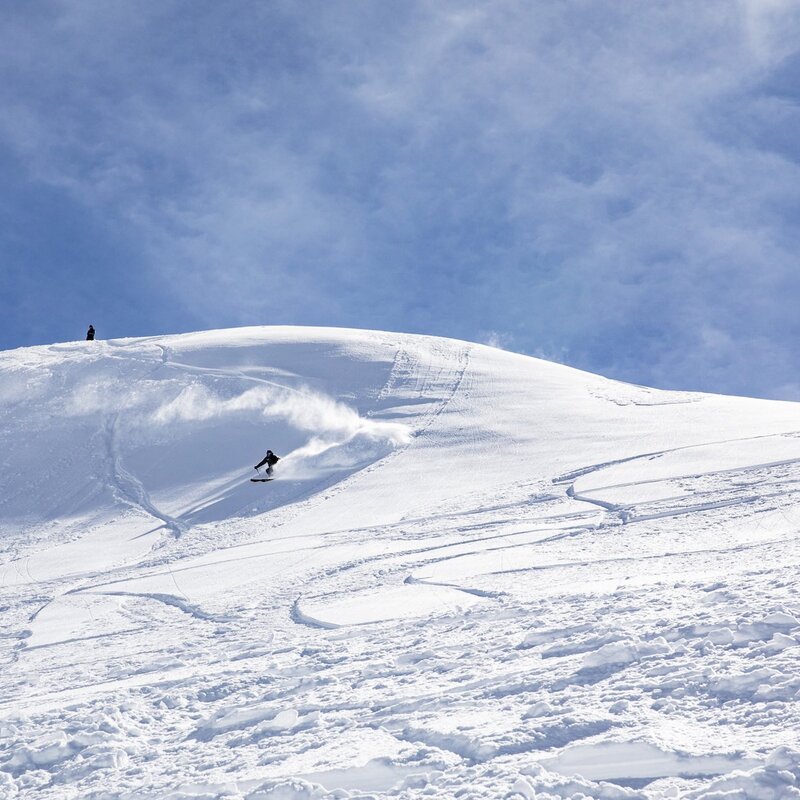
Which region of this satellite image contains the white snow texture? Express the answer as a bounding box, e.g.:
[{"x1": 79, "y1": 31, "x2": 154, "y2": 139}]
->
[{"x1": 1, "y1": 325, "x2": 799, "y2": 799}]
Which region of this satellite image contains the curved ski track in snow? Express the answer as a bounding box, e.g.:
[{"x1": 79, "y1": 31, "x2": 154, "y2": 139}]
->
[{"x1": 105, "y1": 413, "x2": 187, "y2": 539}]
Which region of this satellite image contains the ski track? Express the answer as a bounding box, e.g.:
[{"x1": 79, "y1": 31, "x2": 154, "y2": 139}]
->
[
  {"x1": 106, "y1": 413, "x2": 187, "y2": 540},
  {"x1": 1, "y1": 332, "x2": 800, "y2": 799}
]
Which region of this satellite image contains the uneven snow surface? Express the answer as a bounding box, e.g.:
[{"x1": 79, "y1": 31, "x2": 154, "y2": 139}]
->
[{"x1": 1, "y1": 326, "x2": 799, "y2": 799}]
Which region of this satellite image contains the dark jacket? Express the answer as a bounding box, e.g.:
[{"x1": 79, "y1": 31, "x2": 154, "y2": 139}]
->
[
  {"x1": 255, "y1": 451, "x2": 280, "y2": 469},
  {"x1": 86, "y1": 326, "x2": 95, "y2": 341}
]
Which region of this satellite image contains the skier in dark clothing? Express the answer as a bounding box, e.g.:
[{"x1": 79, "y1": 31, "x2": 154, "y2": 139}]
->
[
  {"x1": 254, "y1": 449, "x2": 280, "y2": 476},
  {"x1": 86, "y1": 325, "x2": 95, "y2": 341}
]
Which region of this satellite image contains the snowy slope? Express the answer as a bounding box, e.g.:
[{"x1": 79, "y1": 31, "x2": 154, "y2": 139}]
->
[{"x1": 1, "y1": 326, "x2": 799, "y2": 799}]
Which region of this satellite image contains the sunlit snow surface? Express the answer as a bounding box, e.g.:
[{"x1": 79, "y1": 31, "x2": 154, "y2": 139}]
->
[{"x1": 1, "y1": 326, "x2": 799, "y2": 799}]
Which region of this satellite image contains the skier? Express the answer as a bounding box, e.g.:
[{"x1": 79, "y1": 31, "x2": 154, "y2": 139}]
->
[
  {"x1": 86, "y1": 324, "x2": 95, "y2": 341},
  {"x1": 254, "y1": 449, "x2": 280, "y2": 477}
]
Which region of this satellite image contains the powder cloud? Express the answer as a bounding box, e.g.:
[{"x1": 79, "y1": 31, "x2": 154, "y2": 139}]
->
[{"x1": 152, "y1": 382, "x2": 411, "y2": 467}]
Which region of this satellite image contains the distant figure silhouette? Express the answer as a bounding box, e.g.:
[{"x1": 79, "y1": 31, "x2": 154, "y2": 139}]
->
[
  {"x1": 86, "y1": 325, "x2": 95, "y2": 341},
  {"x1": 254, "y1": 449, "x2": 280, "y2": 476}
]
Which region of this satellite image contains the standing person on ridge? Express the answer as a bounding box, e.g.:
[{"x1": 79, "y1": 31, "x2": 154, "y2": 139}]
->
[
  {"x1": 254, "y1": 449, "x2": 280, "y2": 477},
  {"x1": 86, "y1": 324, "x2": 95, "y2": 341}
]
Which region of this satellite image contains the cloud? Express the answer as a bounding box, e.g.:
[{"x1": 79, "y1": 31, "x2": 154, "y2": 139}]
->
[
  {"x1": 480, "y1": 330, "x2": 515, "y2": 351},
  {"x1": 67, "y1": 373, "x2": 410, "y2": 447},
  {"x1": 65, "y1": 371, "x2": 410, "y2": 474},
  {"x1": 2, "y1": 2, "x2": 800, "y2": 398},
  {"x1": 152, "y1": 382, "x2": 408, "y2": 443},
  {"x1": 152, "y1": 382, "x2": 411, "y2": 474}
]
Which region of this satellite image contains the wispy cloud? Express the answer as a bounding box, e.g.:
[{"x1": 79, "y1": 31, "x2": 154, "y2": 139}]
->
[
  {"x1": 152, "y1": 382, "x2": 409, "y2": 444},
  {"x1": 2, "y1": 2, "x2": 800, "y2": 398},
  {"x1": 66, "y1": 371, "x2": 410, "y2": 474}
]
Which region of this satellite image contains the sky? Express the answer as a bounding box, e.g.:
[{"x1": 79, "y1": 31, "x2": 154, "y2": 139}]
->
[{"x1": 1, "y1": 1, "x2": 800, "y2": 399}]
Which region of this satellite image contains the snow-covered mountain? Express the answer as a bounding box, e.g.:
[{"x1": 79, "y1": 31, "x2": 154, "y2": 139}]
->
[{"x1": 1, "y1": 326, "x2": 799, "y2": 799}]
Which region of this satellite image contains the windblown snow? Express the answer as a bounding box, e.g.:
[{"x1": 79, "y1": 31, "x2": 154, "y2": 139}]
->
[{"x1": 1, "y1": 326, "x2": 799, "y2": 799}]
